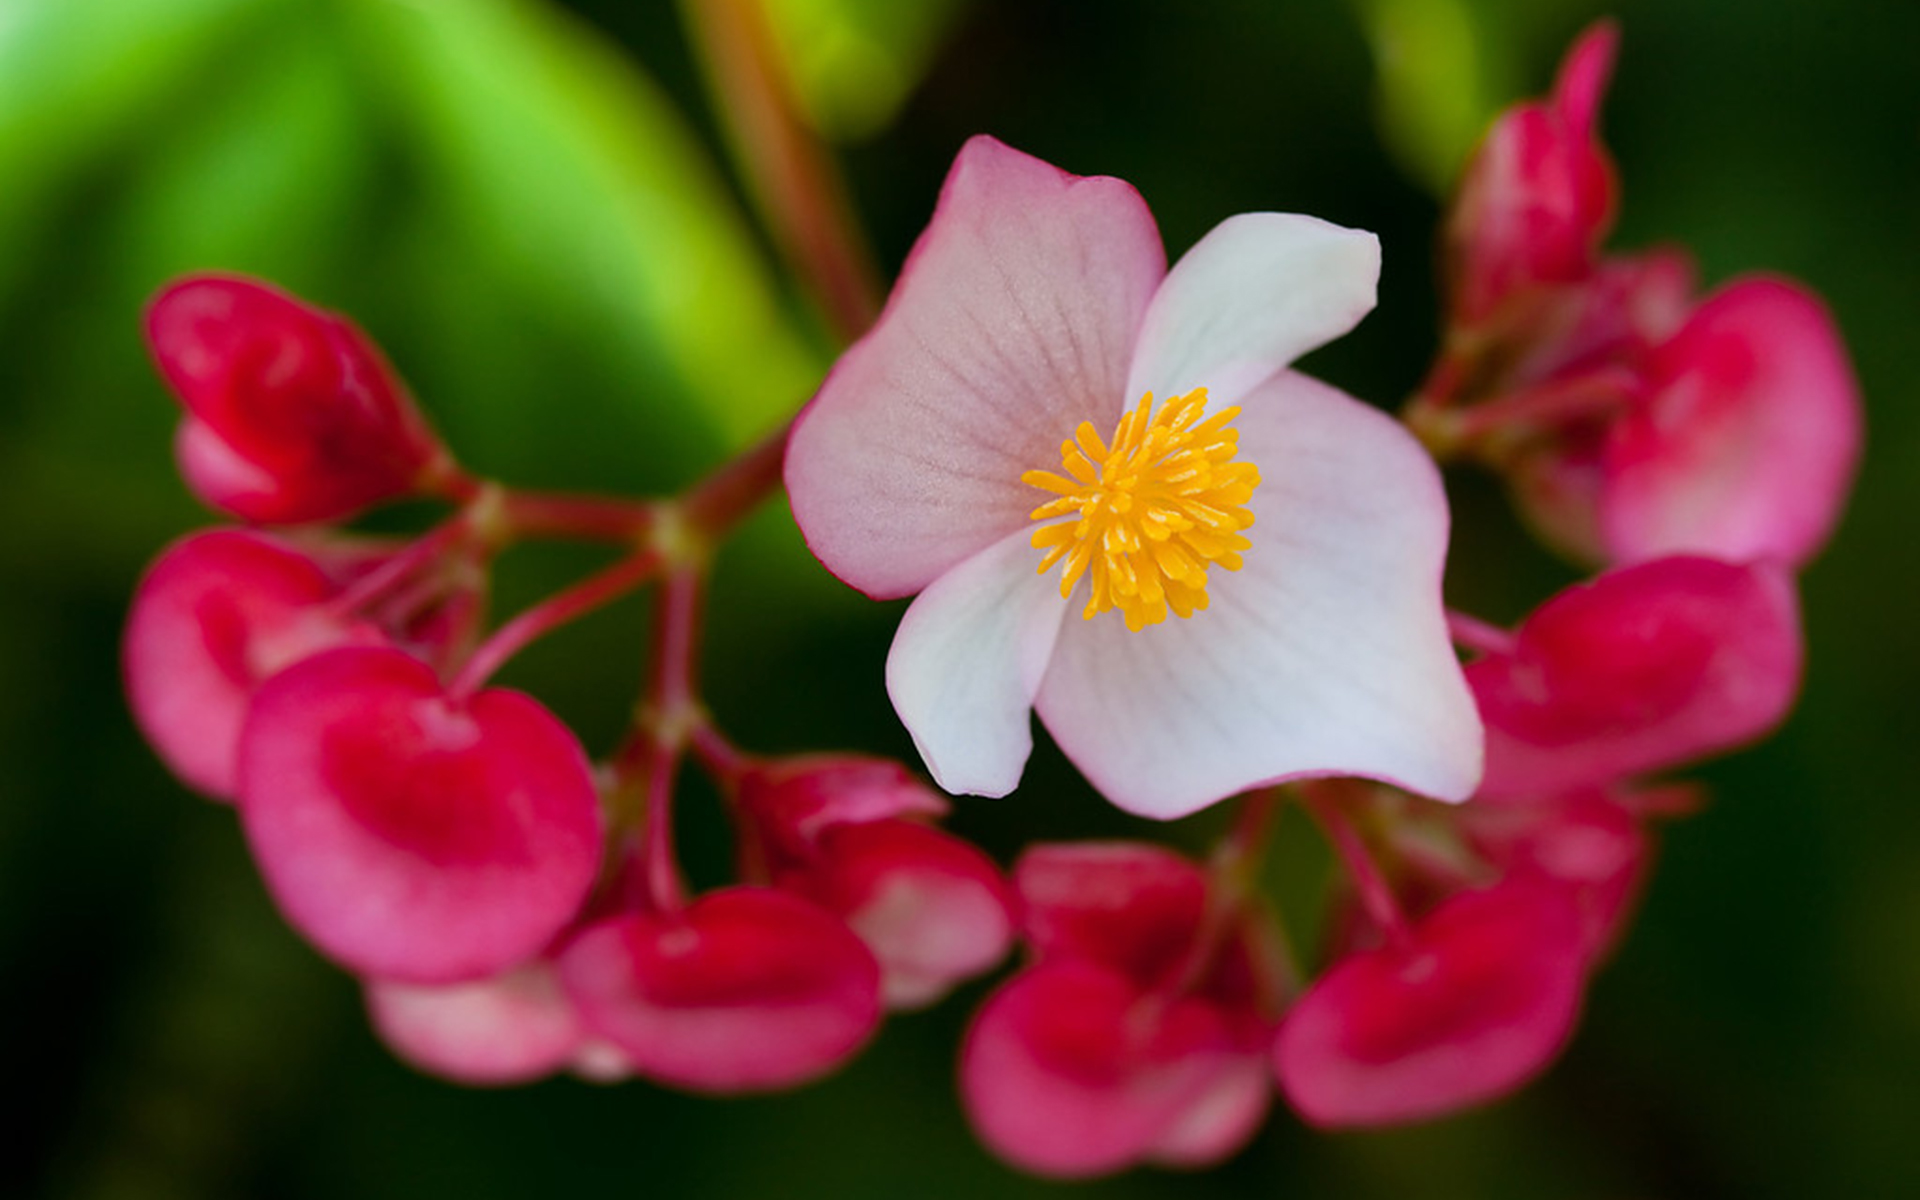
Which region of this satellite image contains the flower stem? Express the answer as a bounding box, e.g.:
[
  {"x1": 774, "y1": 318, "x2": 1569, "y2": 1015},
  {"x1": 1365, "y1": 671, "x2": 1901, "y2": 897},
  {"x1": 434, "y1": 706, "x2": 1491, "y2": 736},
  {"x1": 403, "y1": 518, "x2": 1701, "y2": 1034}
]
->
[
  {"x1": 1158, "y1": 789, "x2": 1283, "y2": 1002},
  {"x1": 681, "y1": 421, "x2": 793, "y2": 541},
  {"x1": 1448, "y1": 366, "x2": 1641, "y2": 447},
  {"x1": 1302, "y1": 781, "x2": 1413, "y2": 949},
  {"x1": 679, "y1": 0, "x2": 883, "y2": 344},
  {"x1": 631, "y1": 568, "x2": 708, "y2": 913},
  {"x1": 446, "y1": 549, "x2": 663, "y2": 699},
  {"x1": 326, "y1": 514, "x2": 475, "y2": 619},
  {"x1": 1447, "y1": 608, "x2": 1517, "y2": 657},
  {"x1": 498, "y1": 488, "x2": 659, "y2": 543}
]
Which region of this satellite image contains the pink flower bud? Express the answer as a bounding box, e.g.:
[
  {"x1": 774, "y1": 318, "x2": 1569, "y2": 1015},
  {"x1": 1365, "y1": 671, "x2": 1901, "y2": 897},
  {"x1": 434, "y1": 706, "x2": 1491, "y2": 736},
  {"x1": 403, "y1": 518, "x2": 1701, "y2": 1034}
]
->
[
  {"x1": 735, "y1": 753, "x2": 949, "y2": 863},
  {"x1": 1469, "y1": 556, "x2": 1802, "y2": 799},
  {"x1": 961, "y1": 960, "x2": 1271, "y2": 1177},
  {"x1": 238, "y1": 646, "x2": 603, "y2": 983},
  {"x1": 1446, "y1": 21, "x2": 1619, "y2": 327},
  {"x1": 1014, "y1": 841, "x2": 1210, "y2": 988},
  {"x1": 1599, "y1": 277, "x2": 1863, "y2": 567},
  {"x1": 124, "y1": 529, "x2": 388, "y2": 798},
  {"x1": 1274, "y1": 879, "x2": 1587, "y2": 1128},
  {"x1": 556, "y1": 887, "x2": 881, "y2": 1093},
  {"x1": 777, "y1": 818, "x2": 1015, "y2": 1010},
  {"x1": 365, "y1": 962, "x2": 587, "y2": 1086},
  {"x1": 147, "y1": 275, "x2": 447, "y2": 523},
  {"x1": 1460, "y1": 791, "x2": 1650, "y2": 959}
]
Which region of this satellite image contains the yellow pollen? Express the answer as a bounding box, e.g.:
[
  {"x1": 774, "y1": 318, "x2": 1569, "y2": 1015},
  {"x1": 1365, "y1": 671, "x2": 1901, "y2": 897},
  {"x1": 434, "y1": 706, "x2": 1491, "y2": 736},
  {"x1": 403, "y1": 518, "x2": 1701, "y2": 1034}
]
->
[{"x1": 1022, "y1": 387, "x2": 1259, "y2": 632}]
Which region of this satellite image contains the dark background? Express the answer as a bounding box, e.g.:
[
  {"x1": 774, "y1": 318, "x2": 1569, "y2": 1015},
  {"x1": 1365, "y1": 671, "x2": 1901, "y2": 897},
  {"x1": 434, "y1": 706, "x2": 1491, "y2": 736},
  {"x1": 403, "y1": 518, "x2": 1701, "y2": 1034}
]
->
[{"x1": 5, "y1": 0, "x2": 1915, "y2": 1197}]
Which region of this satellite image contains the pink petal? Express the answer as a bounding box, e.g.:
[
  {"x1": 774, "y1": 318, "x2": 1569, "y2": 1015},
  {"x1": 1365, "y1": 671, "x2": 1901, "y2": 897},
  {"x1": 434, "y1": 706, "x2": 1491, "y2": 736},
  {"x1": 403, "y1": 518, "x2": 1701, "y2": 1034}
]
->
[
  {"x1": 1601, "y1": 277, "x2": 1863, "y2": 567},
  {"x1": 960, "y1": 960, "x2": 1262, "y2": 1177},
  {"x1": 788, "y1": 819, "x2": 1016, "y2": 1010},
  {"x1": 1146, "y1": 1056, "x2": 1273, "y2": 1168},
  {"x1": 557, "y1": 887, "x2": 881, "y2": 1094},
  {"x1": 238, "y1": 646, "x2": 604, "y2": 983},
  {"x1": 123, "y1": 529, "x2": 387, "y2": 798},
  {"x1": 1125, "y1": 213, "x2": 1379, "y2": 408},
  {"x1": 365, "y1": 963, "x2": 583, "y2": 1086},
  {"x1": 735, "y1": 754, "x2": 949, "y2": 863},
  {"x1": 1470, "y1": 556, "x2": 1803, "y2": 799},
  {"x1": 1462, "y1": 792, "x2": 1649, "y2": 960},
  {"x1": 1274, "y1": 880, "x2": 1587, "y2": 1128},
  {"x1": 1036, "y1": 373, "x2": 1482, "y2": 819},
  {"x1": 786, "y1": 135, "x2": 1166, "y2": 598},
  {"x1": 885, "y1": 530, "x2": 1069, "y2": 798},
  {"x1": 1014, "y1": 841, "x2": 1208, "y2": 988}
]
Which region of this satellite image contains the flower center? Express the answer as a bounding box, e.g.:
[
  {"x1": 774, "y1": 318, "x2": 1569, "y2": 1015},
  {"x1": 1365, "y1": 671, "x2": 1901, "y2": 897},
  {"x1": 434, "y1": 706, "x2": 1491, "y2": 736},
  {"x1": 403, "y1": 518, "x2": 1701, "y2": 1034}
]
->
[{"x1": 1022, "y1": 388, "x2": 1259, "y2": 631}]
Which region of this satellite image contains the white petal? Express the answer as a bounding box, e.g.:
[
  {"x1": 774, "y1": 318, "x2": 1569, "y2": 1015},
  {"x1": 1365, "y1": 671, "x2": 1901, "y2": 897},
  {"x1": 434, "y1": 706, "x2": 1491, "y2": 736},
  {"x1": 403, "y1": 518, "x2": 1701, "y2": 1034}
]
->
[
  {"x1": 1125, "y1": 214, "x2": 1380, "y2": 409},
  {"x1": 887, "y1": 530, "x2": 1071, "y2": 797},
  {"x1": 788, "y1": 136, "x2": 1166, "y2": 599},
  {"x1": 1036, "y1": 373, "x2": 1481, "y2": 819}
]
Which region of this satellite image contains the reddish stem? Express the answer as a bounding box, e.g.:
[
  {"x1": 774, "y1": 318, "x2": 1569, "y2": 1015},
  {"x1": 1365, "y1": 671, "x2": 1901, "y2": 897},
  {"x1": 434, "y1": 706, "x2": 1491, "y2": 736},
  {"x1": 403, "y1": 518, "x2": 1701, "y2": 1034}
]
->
[
  {"x1": 1447, "y1": 608, "x2": 1518, "y2": 658},
  {"x1": 326, "y1": 515, "x2": 474, "y2": 619},
  {"x1": 1157, "y1": 789, "x2": 1284, "y2": 1004},
  {"x1": 680, "y1": 0, "x2": 884, "y2": 344},
  {"x1": 681, "y1": 422, "x2": 793, "y2": 539},
  {"x1": 1447, "y1": 365, "x2": 1641, "y2": 444},
  {"x1": 499, "y1": 489, "x2": 658, "y2": 543},
  {"x1": 688, "y1": 721, "x2": 754, "y2": 784},
  {"x1": 634, "y1": 569, "x2": 707, "y2": 912},
  {"x1": 1303, "y1": 782, "x2": 1413, "y2": 950},
  {"x1": 446, "y1": 550, "x2": 662, "y2": 698}
]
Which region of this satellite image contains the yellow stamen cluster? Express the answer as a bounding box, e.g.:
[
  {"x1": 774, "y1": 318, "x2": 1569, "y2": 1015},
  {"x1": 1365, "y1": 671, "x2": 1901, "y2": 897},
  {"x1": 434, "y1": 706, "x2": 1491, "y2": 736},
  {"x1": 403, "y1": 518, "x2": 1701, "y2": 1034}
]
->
[{"x1": 1023, "y1": 387, "x2": 1260, "y2": 632}]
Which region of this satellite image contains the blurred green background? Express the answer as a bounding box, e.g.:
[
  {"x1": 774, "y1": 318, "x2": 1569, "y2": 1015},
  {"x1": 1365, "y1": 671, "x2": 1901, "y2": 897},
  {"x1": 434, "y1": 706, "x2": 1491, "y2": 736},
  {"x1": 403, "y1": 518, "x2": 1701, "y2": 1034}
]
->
[{"x1": 4, "y1": 0, "x2": 1914, "y2": 1196}]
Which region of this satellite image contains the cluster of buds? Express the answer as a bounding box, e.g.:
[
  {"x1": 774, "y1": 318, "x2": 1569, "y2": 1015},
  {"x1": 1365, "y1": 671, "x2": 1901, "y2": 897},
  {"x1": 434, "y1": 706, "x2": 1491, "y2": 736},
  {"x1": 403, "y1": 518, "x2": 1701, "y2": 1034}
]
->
[
  {"x1": 1409, "y1": 21, "x2": 1860, "y2": 568},
  {"x1": 124, "y1": 276, "x2": 1017, "y2": 1092},
  {"x1": 120, "y1": 15, "x2": 1860, "y2": 1183}
]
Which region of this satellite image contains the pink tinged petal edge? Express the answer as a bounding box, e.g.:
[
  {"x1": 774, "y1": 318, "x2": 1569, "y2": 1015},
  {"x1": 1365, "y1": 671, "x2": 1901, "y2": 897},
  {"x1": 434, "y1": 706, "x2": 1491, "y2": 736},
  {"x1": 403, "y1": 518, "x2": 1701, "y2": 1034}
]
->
[
  {"x1": 1125, "y1": 213, "x2": 1380, "y2": 409},
  {"x1": 1274, "y1": 880, "x2": 1587, "y2": 1129},
  {"x1": 124, "y1": 529, "x2": 388, "y2": 799},
  {"x1": 960, "y1": 961, "x2": 1265, "y2": 1178},
  {"x1": 1471, "y1": 556, "x2": 1803, "y2": 800},
  {"x1": 366, "y1": 963, "x2": 584, "y2": 1086},
  {"x1": 786, "y1": 134, "x2": 1167, "y2": 599},
  {"x1": 886, "y1": 529, "x2": 1070, "y2": 798},
  {"x1": 238, "y1": 646, "x2": 604, "y2": 984},
  {"x1": 1036, "y1": 373, "x2": 1483, "y2": 820},
  {"x1": 1600, "y1": 277, "x2": 1863, "y2": 568},
  {"x1": 556, "y1": 887, "x2": 881, "y2": 1094}
]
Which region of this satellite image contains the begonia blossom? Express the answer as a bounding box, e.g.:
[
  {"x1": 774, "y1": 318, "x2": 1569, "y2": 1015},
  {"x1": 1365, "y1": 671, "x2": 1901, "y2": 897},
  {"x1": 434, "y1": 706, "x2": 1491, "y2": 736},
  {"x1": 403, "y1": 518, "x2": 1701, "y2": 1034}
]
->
[
  {"x1": 961, "y1": 843, "x2": 1280, "y2": 1175},
  {"x1": 787, "y1": 136, "x2": 1481, "y2": 818}
]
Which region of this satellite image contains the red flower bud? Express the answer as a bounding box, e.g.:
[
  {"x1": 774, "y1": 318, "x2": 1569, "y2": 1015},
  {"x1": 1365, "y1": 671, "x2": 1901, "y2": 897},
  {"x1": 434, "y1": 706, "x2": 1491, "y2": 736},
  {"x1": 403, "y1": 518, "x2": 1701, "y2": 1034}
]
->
[{"x1": 147, "y1": 275, "x2": 448, "y2": 523}]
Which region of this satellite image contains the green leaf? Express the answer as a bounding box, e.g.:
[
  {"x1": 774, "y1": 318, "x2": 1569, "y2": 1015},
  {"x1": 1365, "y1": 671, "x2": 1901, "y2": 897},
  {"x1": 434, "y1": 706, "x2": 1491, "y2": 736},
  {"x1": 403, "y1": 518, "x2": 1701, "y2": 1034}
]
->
[
  {"x1": 0, "y1": 0, "x2": 280, "y2": 297},
  {"x1": 110, "y1": 10, "x2": 374, "y2": 291},
  {"x1": 1351, "y1": 0, "x2": 1598, "y2": 194},
  {"x1": 342, "y1": 0, "x2": 826, "y2": 454}
]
